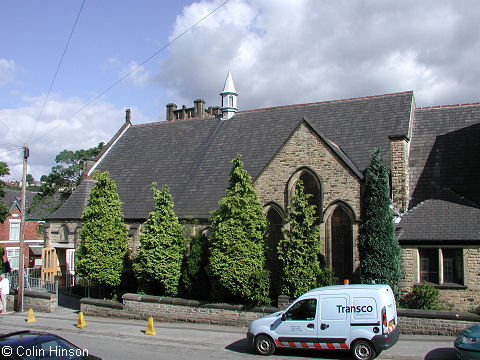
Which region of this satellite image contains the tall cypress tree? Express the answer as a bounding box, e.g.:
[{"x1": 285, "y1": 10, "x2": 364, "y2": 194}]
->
[
  {"x1": 180, "y1": 232, "x2": 210, "y2": 300},
  {"x1": 358, "y1": 148, "x2": 402, "y2": 296},
  {"x1": 278, "y1": 180, "x2": 322, "y2": 298},
  {"x1": 133, "y1": 183, "x2": 186, "y2": 296},
  {"x1": 0, "y1": 161, "x2": 10, "y2": 223},
  {"x1": 208, "y1": 155, "x2": 270, "y2": 305},
  {"x1": 75, "y1": 171, "x2": 128, "y2": 295}
]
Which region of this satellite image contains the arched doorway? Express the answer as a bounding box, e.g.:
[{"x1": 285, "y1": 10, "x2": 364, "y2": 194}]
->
[
  {"x1": 265, "y1": 205, "x2": 283, "y2": 300},
  {"x1": 331, "y1": 206, "x2": 353, "y2": 282}
]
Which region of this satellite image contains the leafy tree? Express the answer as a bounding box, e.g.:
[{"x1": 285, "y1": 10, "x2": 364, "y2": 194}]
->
[
  {"x1": 180, "y1": 232, "x2": 210, "y2": 300},
  {"x1": 133, "y1": 183, "x2": 186, "y2": 296},
  {"x1": 358, "y1": 148, "x2": 402, "y2": 296},
  {"x1": 30, "y1": 142, "x2": 104, "y2": 216},
  {"x1": 208, "y1": 155, "x2": 270, "y2": 305},
  {"x1": 0, "y1": 162, "x2": 10, "y2": 223},
  {"x1": 75, "y1": 171, "x2": 128, "y2": 296},
  {"x1": 26, "y1": 174, "x2": 34, "y2": 185},
  {"x1": 278, "y1": 180, "x2": 323, "y2": 298}
]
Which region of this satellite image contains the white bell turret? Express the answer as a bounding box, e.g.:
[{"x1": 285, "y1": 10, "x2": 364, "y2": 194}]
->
[{"x1": 220, "y1": 71, "x2": 238, "y2": 120}]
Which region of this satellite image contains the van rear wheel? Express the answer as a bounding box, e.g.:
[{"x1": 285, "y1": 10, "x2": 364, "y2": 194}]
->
[
  {"x1": 254, "y1": 334, "x2": 275, "y2": 355},
  {"x1": 351, "y1": 340, "x2": 376, "y2": 360}
]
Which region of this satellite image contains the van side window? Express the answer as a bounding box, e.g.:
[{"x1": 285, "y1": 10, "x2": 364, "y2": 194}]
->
[{"x1": 285, "y1": 298, "x2": 317, "y2": 321}]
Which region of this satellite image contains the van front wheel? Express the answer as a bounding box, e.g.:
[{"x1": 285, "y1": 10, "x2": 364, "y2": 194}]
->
[
  {"x1": 254, "y1": 334, "x2": 275, "y2": 355},
  {"x1": 351, "y1": 340, "x2": 376, "y2": 360}
]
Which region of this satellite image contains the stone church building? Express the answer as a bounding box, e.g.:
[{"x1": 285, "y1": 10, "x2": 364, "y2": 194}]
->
[{"x1": 45, "y1": 72, "x2": 480, "y2": 310}]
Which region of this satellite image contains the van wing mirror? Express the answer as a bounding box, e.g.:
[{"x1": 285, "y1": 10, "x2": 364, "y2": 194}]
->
[{"x1": 281, "y1": 313, "x2": 286, "y2": 321}]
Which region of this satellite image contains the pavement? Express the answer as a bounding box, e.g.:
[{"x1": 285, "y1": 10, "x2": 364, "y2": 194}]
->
[{"x1": 0, "y1": 304, "x2": 459, "y2": 360}]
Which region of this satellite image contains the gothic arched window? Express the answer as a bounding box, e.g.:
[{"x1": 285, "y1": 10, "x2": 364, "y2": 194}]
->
[
  {"x1": 298, "y1": 171, "x2": 322, "y2": 224},
  {"x1": 265, "y1": 205, "x2": 284, "y2": 300},
  {"x1": 330, "y1": 206, "x2": 353, "y2": 282}
]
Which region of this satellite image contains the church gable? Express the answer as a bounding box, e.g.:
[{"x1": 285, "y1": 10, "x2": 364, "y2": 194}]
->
[
  {"x1": 254, "y1": 120, "x2": 363, "y2": 282},
  {"x1": 254, "y1": 120, "x2": 362, "y2": 219}
]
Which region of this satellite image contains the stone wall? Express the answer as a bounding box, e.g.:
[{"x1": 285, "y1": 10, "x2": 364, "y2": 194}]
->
[
  {"x1": 389, "y1": 136, "x2": 410, "y2": 213},
  {"x1": 7, "y1": 291, "x2": 57, "y2": 313},
  {"x1": 399, "y1": 246, "x2": 480, "y2": 312},
  {"x1": 399, "y1": 248, "x2": 416, "y2": 285},
  {"x1": 81, "y1": 294, "x2": 278, "y2": 327},
  {"x1": 45, "y1": 220, "x2": 80, "y2": 248},
  {"x1": 398, "y1": 309, "x2": 480, "y2": 336},
  {"x1": 79, "y1": 293, "x2": 480, "y2": 336}
]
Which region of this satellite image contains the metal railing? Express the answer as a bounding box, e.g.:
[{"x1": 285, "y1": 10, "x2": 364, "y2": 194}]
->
[
  {"x1": 6, "y1": 269, "x2": 99, "y2": 301},
  {"x1": 58, "y1": 272, "x2": 98, "y2": 298},
  {"x1": 7, "y1": 270, "x2": 58, "y2": 299}
]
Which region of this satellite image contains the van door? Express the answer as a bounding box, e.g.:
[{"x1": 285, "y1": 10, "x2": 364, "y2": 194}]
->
[
  {"x1": 274, "y1": 297, "x2": 318, "y2": 348},
  {"x1": 318, "y1": 295, "x2": 350, "y2": 349}
]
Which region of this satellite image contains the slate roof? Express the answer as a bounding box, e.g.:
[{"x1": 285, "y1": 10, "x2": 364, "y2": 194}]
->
[
  {"x1": 409, "y1": 103, "x2": 480, "y2": 208},
  {"x1": 2, "y1": 189, "x2": 35, "y2": 208},
  {"x1": 397, "y1": 191, "x2": 480, "y2": 244},
  {"x1": 397, "y1": 103, "x2": 480, "y2": 243},
  {"x1": 49, "y1": 91, "x2": 414, "y2": 220},
  {"x1": 47, "y1": 180, "x2": 96, "y2": 220},
  {"x1": 1, "y1": 189, "x2": 40, "y2": 219}
]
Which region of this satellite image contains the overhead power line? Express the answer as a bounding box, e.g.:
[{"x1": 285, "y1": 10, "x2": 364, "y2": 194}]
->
[
  {"x1": 2, "y1": 147, "x2": 23, "y2": 154},
  {"x1": 30, "y1": 0, "x2": 232, "y2": 146},
  {"x1": 0, "y1": 117, "x2": 22, "y2": 146},
  {"x1": 0, "y1": 139, "x2": 21, "y2": 148},
  {"x1": 27, "y1": 0, "x2": 86, "y2": 144}
]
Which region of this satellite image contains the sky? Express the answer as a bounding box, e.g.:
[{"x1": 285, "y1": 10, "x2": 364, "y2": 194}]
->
[{"x1": 1, "y1": 0, "x2": 479, "y2": 181}]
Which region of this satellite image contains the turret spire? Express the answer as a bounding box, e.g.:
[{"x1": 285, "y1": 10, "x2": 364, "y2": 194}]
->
[{"x1": 220, "y1": 70, "x2": 238, "y2": 120}]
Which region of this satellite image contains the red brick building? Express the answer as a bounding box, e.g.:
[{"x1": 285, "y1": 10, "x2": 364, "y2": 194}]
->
[{"x1": 0, "y1": 189, "x2": 44, "y2": 270}]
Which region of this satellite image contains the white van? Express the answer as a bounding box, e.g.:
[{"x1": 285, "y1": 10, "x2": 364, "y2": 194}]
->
[{"x1": 248, "y1": 284, "x2": 398, "y2": 360}]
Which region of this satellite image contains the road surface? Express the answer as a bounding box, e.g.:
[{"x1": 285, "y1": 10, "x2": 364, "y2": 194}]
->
[{"x1": 0, "y1": 308, "x2": 458, "y2": 360}]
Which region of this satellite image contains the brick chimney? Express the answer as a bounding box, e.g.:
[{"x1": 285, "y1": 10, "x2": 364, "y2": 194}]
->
[
  {"x1": 125, "y1": 108, "x2": 131, "y2": 123},
  {"x1": 389, "y1": 135, "x2": 410, "y2": 213},
  {"x1": 194, "y1": 99, "x2": 206, "y2": 117},
  {"x1": 166, "y1": 103, "x2": 178, "y2": 121}
]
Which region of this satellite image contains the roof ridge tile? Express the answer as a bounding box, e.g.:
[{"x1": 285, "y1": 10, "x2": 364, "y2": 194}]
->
[
  {"x1": 416, "y1": 102, "x2": 480, "y2": 110},
  {"x1": 238, "y1": 90, "x2": 413, "y2": 114}
]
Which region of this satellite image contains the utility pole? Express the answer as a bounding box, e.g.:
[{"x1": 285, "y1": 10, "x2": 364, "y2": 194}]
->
[{"x1": 17, "y1": 144, "x2": 29, "y2": 312}]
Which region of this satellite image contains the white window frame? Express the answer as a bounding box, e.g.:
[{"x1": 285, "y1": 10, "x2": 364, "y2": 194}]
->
[
  {"x1": 6, "y1": 247, "x2": 20, "y2": 271},
  {"x1": 66, "y1": 249, "x2": 75, "y2": 275},
  {"x1": 9, "y1": 219, "x2": 21, "y2": 241}
]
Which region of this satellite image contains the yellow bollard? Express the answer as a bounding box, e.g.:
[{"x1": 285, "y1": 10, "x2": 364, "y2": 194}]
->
[
  {"x1": 145, "y1": 317, "x2": 156, "y2": 335},
  {"x1": 26, "y1": 308, "x2": 37, "y2": 323},
  {"x1": 76, "y1": 312, "x2": 87, "y2": 328}
]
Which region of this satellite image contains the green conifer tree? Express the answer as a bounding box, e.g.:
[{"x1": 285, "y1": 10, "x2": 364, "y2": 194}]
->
[
  {"x1": 180, "y1": 232, "x2": 210, "y2": 300},
  {"x1": 0, "y1": 161, "x2": 10, "y2": 223},
  {"x1": 358, "y1": 148, "x2": 402, "y2": 296},
  {"x1": 133, "y1": 183, "x2": 186, "y2": 296},
  {"x1": 75, "y1": 171, "x2": 128, "y2": 295},
  {"x1": 208, "y1": 155, "x2": 270, "y2": 305},
  {"x1": 278, "y1": 180, "x2": 322, "y2": 298}
]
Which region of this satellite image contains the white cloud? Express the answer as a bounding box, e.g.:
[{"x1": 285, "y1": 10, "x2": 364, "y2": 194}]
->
[
  {"x1": 0, "y1": 94, "x2": 125, "y2": 180},
  {"x1": 104, "y1": 57, "x2": 152, "y2": 88},
  {"x1": 154, "y1": 0, "x2": 480, "y2": 109},
  {"x1": 0, "y1": 59, "x2": 16, "y2": 86},
  {"x1": 122, "y1": 61, "x2": 151, "y2": 88}
]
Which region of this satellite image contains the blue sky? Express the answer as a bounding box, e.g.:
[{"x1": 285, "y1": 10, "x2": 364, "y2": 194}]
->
[{"x1": 1, "y1": 0, "x2": 480, "y2": 180}]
